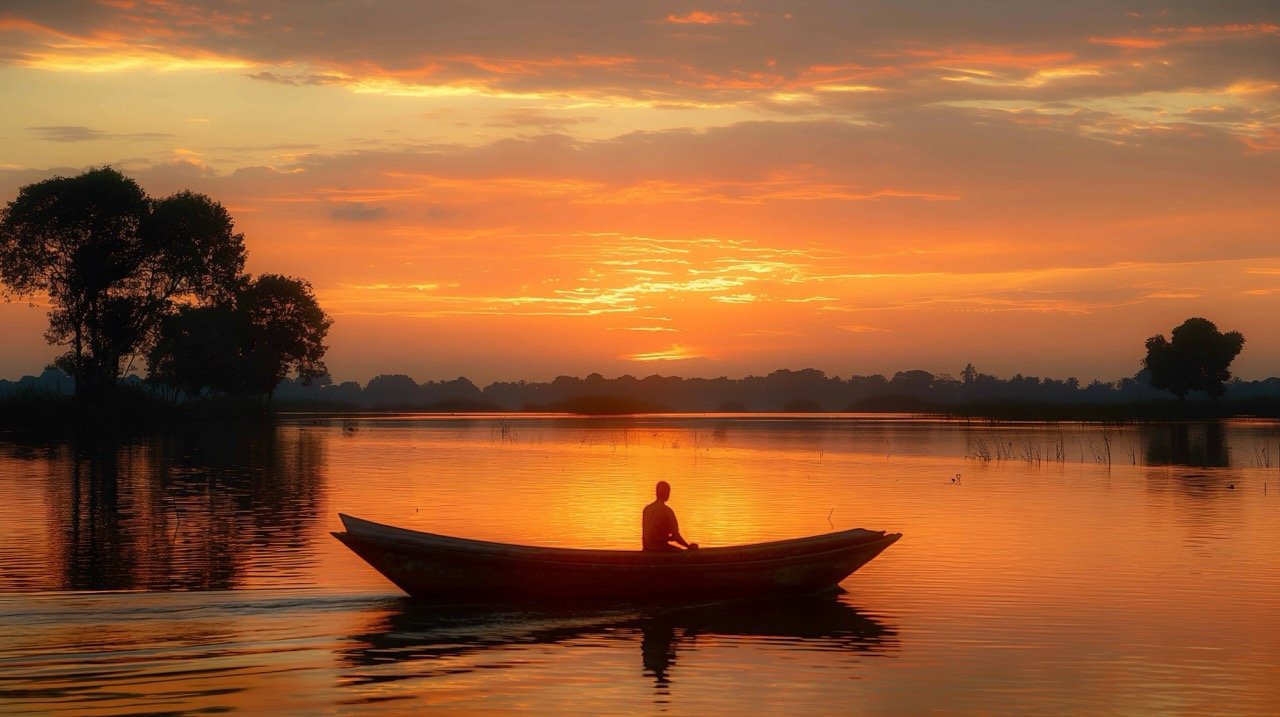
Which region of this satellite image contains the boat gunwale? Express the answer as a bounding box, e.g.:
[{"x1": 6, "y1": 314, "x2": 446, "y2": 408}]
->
[
  {"x1": 335, "y1": 529, "x2": 902, "y2": 573},
  {"x1": 337, "y1": 513, "x2": 902, "y2": 567}
]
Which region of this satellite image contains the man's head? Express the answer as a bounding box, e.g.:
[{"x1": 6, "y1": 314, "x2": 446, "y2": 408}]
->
[{"x1": 655, "y1": 480, "x2": 671, "y2": 502}]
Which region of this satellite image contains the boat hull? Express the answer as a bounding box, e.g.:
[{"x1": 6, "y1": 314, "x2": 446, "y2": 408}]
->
[{"x1": 334, "y1": 514, "x2": 901, "y2": 602}]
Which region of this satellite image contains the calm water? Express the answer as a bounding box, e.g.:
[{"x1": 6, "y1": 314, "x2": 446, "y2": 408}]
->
[{"x1": 1, "y1": 415, "x2": 1278, "y2": 715}]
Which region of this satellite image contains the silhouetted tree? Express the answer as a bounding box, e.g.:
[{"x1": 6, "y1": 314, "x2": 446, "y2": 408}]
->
[
  {"x1": 421, "y1": 377, "x2": 483, "y2": 404},
  {"x1": 236, "y1": 274, "x2": 331, "y2": 396},
  {"x1": 1143, "y1": 317, "x2": 1245, "y2": 400},
  {"x1": 0, "y1": 168, "x2": 245, "y2": 398},
  {"x1": 363, "y1": 374, "x2": 427, "y2": 408},
  {"x1": 890, "y1": 370, "x2": 935, "y2": 399},
  {"x1": 147, "y1": 274, "x2": 330, "y2": 399},
  {"x1": 147, "y1": 304, "x2": 246, "y2": 398}
]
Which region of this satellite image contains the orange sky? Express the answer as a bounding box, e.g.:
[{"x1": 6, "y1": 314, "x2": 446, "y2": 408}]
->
[{"x1": 1, "y1": 1, "x2": 1278, "y2": 385}]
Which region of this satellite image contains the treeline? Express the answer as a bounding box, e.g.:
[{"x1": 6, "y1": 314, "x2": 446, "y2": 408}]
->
[
  {"x1": 263, "y1": 365, "x2": 1280, "y2": 414},
  {"x1": 7, "y1": 365, "x2": 1280, "y2": 419}
]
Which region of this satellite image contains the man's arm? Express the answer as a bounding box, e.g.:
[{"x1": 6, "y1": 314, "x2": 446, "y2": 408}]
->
[{"x1": 668, "y1": 510, "x2": 696, "y2": 549}]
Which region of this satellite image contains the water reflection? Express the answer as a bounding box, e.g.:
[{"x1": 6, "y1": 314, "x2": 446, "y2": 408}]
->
[
  {"x1": 637, "y1": 595, "x2": 895, "y2": 693},
  {"x1": 13, "y1": 426, "x2": 328, "y2": 590},
  {"x1": 1143, "y1": 422, "x2": 1230, "y2": 467},
  {"x1": 339, "y1": 593, "x2": 896, "y2": 702},
  {"x1": 3, "y1": 416, "x2": 1279, "y2": 715}
]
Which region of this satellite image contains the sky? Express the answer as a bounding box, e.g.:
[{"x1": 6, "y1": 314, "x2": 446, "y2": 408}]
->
[{"x1": 1, "y1": 1, "x2": 1278, "y2": 386}]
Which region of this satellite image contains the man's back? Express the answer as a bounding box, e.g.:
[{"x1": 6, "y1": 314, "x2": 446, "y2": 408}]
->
[{"x1": 642, "y1": 499, "x2": 679, "y2": 551}]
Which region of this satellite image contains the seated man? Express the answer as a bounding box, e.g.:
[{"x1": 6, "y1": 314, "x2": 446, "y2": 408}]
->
[{"x1": 642, "y1": 480, "x2": 698, "y2": 551}]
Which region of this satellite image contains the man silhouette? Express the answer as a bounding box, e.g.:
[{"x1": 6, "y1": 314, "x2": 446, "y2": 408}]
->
[{"x1": 642, "y1": 481, "x2": 698, "y2": 551}]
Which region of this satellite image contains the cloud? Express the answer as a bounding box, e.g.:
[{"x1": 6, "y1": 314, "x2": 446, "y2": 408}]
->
[
  {"x1": 329, "y1": 202, "x2": 386, "y2": 222},
  {"x1": 484, "y1": 108, "x2": 599, "y2": 129},
  {"x1": 245, "y1": 70, "x2": 348, "y2": 86},
  {"x1": 710, "y1": 293, "x2": 757, "y2": 304},
  {"x1": 664, "y1": 11, "x2": 756, "y2": 26},
  {"x1": 27, "y1": 125, "x2": 174, "y2": 142},
  {"x1": 107, "y1": 107, "x2": 1274, "y2": 295},
  {"x1": 3, "y1": 1, "x2": 1275, "y2": 124},
  {"x1": 625, "y1": 345, "x2": 706, "y2": 362},
  {"x1": 4, "y1": 4, "x2": 1277, "y2": 169}
]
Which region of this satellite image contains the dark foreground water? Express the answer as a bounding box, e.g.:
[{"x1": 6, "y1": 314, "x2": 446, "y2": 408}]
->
[{"x1": 1, "y1": 415, "x2": 1278, "y2": 715}]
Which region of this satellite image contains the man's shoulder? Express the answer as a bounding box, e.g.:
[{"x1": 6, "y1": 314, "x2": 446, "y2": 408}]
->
[{"x1": 642, "y1": 500, "x2": 673, "y2": 518}]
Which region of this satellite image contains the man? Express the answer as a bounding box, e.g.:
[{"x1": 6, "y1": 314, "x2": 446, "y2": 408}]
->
[{"x1": 642, "y1": 480, "x2": 698, "y2": 551}]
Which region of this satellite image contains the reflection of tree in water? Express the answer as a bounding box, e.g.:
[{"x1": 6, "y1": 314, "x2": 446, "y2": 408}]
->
[
  {"x1": 338, "y1": 594, "x2": 897, "y2": 703},
  {"x1": 44, "y1": 426, "x2": 327, "y2": 590},
  {"x1": 1143, "y1": 422, "x2": 1229, "y2": 468}
]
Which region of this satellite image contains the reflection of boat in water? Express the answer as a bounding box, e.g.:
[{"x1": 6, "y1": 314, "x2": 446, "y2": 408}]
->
[
  {"x1": 339, "y1": 593, "x2": 898, "y2": 691},
  {"x1": 637, "y1": 595, "x2": 896, "y2": 687},
  {"x1": 333, "y1": 514, "x2": 901, "y2": 602}
]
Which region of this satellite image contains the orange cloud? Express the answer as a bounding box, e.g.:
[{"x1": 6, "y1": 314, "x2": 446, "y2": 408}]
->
[
  {"x1": 1088, "y1": 36, "x2": 1167, "y2": 49},
  {"x1": 1155, "y1": 23, "x2": 1280, "y2": 37},
  {"x1": 1241, "y1": 129, "x2": 1280, "y2": 153},
  {"x1": 665, "y1": 11, "x2": 753, "y2": 26},
  {"x1": 1091, "y1": 23, "x2": 1279, "y2": 51},
  {"x1": 890, "y1": 44, "x2": 1079, "y2": 70}
]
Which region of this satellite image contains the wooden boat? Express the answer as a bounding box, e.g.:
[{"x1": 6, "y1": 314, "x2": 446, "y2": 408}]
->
[{"x1": 333, "y1": 514, "x2": 901, "y2": 602}]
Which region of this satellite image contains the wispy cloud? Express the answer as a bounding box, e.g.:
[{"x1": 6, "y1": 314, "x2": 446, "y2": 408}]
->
[
  {"x1": 27, "y1": 125, "x2": 173, "y2": 142},
  {"x1": 625, "y1": 345, "x2": 706, "y2": 362},
  {"x1": 664, "y1": 11, "x2": 756, "y2": 26},
  {"x1": 329, "y1": 202, "x2": 386, "y2": 222}
]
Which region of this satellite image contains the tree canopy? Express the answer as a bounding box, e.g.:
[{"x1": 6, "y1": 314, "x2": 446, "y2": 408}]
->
[
  {"x1": 1143, "y1": 317, "x2": 1245, "y2": 400},
  {"x1": 147, "y1": 274, "x2": 331, "y2": 400},
  {"x1": 0, "y1": 167, "x2": 246, "y2": 398}
]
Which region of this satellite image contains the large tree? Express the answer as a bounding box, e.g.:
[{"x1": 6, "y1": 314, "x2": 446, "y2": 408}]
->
[
  {"x1": 0, "y1": 168, "x2": 245, "y2": 398},
  {"x1": 236, "y1": 274, "x2": 331, "y2": 396},
  {"x1": 147, "y1": 274, "x2": 331, "y2": 399},
  {"x1": 1143, "y1": 317, "x2": 1245, "y2": 400}
]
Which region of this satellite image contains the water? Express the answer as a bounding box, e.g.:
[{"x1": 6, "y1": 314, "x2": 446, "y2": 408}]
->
[{"x1": 1, "y1": 415, "x2": 1278, "y2": 715}]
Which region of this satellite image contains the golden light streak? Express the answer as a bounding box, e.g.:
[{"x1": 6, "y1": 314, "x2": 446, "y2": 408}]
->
[
  {"x1": 583, "y1": 180, "x2": 959, "y2": 205},
  {"x1": 1089, "y1": 36, "x2": 1167, "y2": 49},
  {"x1": 816, "y1": 84, "x2": 886, "y2": 93},
  {"x1": 626, "y1": 345, "x2": 705, "y2": 362},
  {"x1": 894, "y1": 45, "x2": 1078, "y2": 69},
  {"x1": 1225, "y1": 80, "x2": 1280, "y2": 96},
  {"x1": 346, "y1": 77, "x2": 548, "y2": 101},
  {"x1": 664, "y1": 11, "x2": 753, "y2": 26},
  {"x1": 1154, "y1": 23, "x2": 1280, "y2": 37},
  {"x1": 25, "y1": 51, "x2": 253, "y2": 73}
]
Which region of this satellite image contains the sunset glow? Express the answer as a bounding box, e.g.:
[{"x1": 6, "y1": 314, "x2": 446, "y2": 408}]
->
[{"x1": 2, "y1": 1, "x2": 1278, "y2": 385}]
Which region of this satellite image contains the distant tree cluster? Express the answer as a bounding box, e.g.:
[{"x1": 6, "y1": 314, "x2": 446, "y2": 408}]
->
[
  {"x1": 265, "y1": 364, "x2": 1278, "y2": 415},
  {"x1": 0, "y1": 168, "x2": 330, "y2": 402}
]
